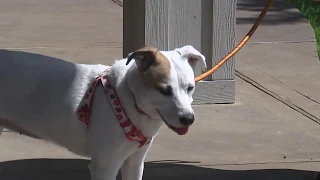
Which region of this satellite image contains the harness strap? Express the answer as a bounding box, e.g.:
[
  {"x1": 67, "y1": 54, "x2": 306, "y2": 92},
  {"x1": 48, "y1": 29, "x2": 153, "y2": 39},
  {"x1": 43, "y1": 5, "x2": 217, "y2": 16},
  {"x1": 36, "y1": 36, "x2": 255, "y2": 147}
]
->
[{"x1": 77, "y1": 69, "x2": 151, "y2": 147}]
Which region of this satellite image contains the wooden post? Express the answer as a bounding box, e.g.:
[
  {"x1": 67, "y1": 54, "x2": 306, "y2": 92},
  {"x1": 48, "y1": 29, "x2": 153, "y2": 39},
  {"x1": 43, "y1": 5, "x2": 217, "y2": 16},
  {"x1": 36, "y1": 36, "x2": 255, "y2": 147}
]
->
[
  {"x1": 123, "y1": 0, "x2": 236, "y2": 104},
  {"x1": 196, "y1": 0, "x2": 236, "y2": 104},
  {"x1": 123, "y1": 0, "x2": 169, "y2": 56}
]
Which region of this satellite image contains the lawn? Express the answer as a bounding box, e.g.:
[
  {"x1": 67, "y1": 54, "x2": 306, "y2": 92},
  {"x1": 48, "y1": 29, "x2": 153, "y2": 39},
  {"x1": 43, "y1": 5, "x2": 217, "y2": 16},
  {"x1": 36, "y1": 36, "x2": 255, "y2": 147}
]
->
[{"x1": 287, "y1": 0, "x2": 320, "y2": 59}]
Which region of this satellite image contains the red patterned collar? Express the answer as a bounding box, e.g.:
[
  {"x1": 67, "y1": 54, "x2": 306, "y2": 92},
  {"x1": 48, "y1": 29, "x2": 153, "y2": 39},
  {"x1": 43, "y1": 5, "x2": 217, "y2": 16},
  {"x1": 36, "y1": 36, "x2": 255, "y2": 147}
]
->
[{"x1": 77, "y1": 69, "x2": 151, "y2": 147}]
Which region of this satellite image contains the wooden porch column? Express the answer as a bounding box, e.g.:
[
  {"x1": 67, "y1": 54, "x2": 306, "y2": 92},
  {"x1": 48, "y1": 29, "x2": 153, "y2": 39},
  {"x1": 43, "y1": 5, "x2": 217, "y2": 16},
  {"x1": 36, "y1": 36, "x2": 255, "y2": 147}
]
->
[{"x1": 123, "y1": 0, "x2": 236, "y2": 104}]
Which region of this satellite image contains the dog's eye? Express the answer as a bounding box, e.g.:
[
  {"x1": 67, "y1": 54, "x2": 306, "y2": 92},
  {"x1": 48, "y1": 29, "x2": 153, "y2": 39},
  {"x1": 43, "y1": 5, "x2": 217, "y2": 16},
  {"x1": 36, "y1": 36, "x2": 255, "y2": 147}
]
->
[
  {"x1": 158, "y1": 85, "x2": 173, "y2": 96},
  {"x1": 187, "y1": 86, "x2": 194, "y2": 92}
]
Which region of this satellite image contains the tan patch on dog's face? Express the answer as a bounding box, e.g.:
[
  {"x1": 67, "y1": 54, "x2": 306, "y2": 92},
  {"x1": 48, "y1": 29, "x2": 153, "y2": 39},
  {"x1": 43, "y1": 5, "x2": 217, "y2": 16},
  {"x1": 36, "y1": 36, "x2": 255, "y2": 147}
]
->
[{"x1": 135, "y1": 46, "x2": 171, "y2": 89}]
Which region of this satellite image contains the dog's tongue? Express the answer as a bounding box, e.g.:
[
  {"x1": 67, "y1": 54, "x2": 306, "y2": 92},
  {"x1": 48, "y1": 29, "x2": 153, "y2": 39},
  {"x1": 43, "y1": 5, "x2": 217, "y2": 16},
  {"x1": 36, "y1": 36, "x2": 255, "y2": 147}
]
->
[
  {"x1": 172, "y1": 126, "x2": 189, "y2": 135},
  {"x1": 163, "y1": 120, "x2": 189, "y2": 135}
]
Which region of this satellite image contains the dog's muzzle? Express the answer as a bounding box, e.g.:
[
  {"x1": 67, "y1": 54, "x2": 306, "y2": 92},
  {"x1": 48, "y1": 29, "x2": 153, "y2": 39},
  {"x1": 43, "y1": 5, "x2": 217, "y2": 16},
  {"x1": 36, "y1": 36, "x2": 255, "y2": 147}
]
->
[{"x1": 156, "y1": 109, "x2": 190, "y2": 135}]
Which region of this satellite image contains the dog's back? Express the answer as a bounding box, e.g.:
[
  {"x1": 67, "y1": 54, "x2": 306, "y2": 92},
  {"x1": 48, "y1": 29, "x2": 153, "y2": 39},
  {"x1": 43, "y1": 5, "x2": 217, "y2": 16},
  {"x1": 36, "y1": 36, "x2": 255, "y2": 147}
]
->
[
  {"x1": 0, "y1": 50, "x2": 103, "y2": 156},
  {"x1": 0, "y1": 50, "x2": 78, "y2": 122}
]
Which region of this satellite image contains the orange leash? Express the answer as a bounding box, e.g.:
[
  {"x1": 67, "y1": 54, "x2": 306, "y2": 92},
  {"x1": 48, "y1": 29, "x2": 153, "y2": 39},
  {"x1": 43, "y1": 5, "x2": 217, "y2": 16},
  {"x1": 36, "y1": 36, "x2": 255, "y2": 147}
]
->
[{"x1": 195, "y1": 0, "x2": 274, "y2": 82}]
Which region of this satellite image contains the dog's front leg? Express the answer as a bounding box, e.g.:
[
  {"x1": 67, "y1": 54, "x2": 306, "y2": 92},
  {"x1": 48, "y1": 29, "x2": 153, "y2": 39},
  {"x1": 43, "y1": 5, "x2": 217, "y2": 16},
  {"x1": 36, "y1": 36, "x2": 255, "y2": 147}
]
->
[
  {"x1": 89, "y1": 161, "x2": 121, "y2": 180},
  {"x1": 89, "y1": 152, "x2": 124, "y2": 180},
  {"x1": 121, "y1": 143, "x2": 151, "y2": 180}
]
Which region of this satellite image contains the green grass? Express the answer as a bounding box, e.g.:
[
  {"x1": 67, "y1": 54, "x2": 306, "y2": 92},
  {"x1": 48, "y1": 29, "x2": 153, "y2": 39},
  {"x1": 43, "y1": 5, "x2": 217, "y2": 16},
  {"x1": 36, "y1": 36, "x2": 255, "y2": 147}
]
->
[{"x1": 287, "y1": 0, "x2": 320, "y2": 59}]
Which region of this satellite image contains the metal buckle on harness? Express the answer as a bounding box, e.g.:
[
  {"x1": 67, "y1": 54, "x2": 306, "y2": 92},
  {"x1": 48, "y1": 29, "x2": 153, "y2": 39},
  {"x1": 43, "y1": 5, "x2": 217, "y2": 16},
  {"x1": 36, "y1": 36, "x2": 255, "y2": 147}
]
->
[
  {"x1": 126, "y1": 126, "x2": 140, "y2": 141},
  {"x1": 77, "y1": 105, "x2": 91, "y2": 126},
  {"x1": 126, "y1": 127, "x2": 151, "y2": 147}
]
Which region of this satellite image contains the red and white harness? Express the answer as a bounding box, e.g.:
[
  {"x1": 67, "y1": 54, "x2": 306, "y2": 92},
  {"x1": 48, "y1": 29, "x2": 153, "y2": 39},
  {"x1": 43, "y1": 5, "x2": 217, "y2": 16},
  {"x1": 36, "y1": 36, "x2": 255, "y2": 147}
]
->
[{"x1": 77, "y1": 69, "x2": 150, "y2": 147}]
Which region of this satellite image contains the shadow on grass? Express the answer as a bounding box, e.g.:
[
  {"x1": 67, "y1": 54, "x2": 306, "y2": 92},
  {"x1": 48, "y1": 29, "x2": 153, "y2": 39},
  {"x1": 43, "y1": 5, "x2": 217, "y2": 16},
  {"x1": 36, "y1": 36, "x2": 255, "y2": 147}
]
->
[{"x1": 0, "y1": 158, "x2": 319, "y2": 180}]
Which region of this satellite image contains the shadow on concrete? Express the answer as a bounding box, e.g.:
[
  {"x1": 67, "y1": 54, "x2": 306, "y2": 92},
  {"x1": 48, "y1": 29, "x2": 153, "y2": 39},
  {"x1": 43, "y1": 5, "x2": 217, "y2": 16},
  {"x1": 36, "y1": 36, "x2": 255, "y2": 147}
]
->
[
  {"x1": 237, "y1": 0, "x2": 307, "y2": 25},
  {"x1": 0, "y1": 158, "x2": 319, "y2": 180}
]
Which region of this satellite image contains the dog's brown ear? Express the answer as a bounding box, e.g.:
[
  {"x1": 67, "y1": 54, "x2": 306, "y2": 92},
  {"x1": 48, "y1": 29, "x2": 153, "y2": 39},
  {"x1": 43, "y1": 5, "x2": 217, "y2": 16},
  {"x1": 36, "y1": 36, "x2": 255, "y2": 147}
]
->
[{"x1": 126, "y1": 46, "x2": 158, "y2": 73}]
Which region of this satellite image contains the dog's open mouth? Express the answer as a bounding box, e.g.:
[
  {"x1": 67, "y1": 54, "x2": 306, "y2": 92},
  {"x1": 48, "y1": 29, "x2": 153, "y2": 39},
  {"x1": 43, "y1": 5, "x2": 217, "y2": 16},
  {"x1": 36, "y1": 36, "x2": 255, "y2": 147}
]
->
[{"x1": 156, "y1": 109, "x2": 189, "y2": 135}]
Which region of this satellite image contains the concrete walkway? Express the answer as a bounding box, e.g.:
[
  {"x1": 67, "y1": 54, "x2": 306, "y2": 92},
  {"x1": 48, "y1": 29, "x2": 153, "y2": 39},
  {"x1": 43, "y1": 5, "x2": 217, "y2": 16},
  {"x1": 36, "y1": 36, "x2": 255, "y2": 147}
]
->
[{"x1": 1, "y1": 0, "x2": 320, "y2": 179}]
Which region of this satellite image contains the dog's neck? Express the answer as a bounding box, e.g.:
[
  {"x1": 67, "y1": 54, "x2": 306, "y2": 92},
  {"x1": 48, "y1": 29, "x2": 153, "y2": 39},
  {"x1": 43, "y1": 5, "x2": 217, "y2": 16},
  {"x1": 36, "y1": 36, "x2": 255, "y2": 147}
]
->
[{"x1": 107, "y1": 60, "x2": 163, "y2": 138}]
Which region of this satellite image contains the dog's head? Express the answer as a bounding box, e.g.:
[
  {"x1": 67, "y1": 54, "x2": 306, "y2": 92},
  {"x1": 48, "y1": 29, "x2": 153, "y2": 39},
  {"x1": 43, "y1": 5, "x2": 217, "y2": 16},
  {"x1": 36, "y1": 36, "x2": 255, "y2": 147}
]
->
[{"x1": 126, "y1": 45, "x2": 206, "y2": 135}]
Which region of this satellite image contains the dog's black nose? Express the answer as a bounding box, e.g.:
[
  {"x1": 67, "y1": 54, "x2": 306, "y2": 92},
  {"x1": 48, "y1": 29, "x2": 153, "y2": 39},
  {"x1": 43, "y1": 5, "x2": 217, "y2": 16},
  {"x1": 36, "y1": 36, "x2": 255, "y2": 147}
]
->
[{"x1": 180, "y1": 113, "x2": 195, "y2": 126}]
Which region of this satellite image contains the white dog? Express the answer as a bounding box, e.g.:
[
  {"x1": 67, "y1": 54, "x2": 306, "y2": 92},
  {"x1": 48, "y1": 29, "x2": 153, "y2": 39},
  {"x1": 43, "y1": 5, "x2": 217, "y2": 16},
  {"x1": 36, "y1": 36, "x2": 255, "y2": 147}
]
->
[{"x1": 0, "y1": 45, "x2": 206, "y2": 180}]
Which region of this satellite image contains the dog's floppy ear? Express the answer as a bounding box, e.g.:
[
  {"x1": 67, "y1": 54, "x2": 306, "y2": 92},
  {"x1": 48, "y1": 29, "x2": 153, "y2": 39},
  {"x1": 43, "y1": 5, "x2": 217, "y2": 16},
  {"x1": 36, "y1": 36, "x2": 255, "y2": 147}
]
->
[
  {"x1": 126, "y1": 46, "x2": 158, "y2": 73},
  {"x1": 175, "y1": 45, "x2": 207, "y2": 71}
]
